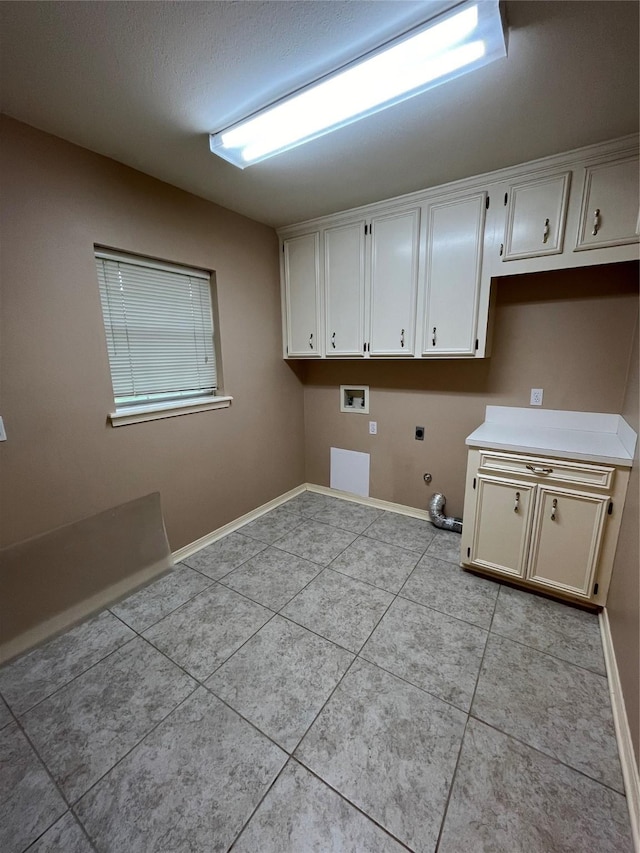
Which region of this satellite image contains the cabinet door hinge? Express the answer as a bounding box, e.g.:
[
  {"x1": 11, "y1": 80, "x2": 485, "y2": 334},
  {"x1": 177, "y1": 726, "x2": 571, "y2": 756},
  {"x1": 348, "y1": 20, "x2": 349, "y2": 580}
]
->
[
  {"x1": 475, "y1": 338, "x2": 479, "y2": 351},
  {"x1": 593, "y1": 582, "x2": 599, "y2": 595},
  {"x1": 499, "y1": 243, "x2": 504, "y2": 256},
  {"x1": 364, "y1": 224, "x2": 368, "y2": 235},
  {"x1": 503, "y1": 192, "x2": 508, "y2": 206},
  {"x1": 467, "y1": 547, "x2": 471, "y2": 558},
  {"x1": 473, "y1": 477, "x2": 476, "y2": 489},
  {"x1": 363, "y1": 342, "x2": 366, "y2": 353},
  {"x1": 282, "y1": 243, "x2": 285, "y2": 253},
  {"x1": 608, "y1": 502, "x2": 613, "y2": 515},
  {"x1": 485, "y1": 196, "x2": 490, "y2": 210}
]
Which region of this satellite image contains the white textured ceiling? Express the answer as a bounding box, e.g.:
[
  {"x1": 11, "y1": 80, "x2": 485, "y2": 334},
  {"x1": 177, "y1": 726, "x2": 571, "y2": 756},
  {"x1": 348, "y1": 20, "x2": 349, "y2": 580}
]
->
[{"x1": 1, "y1": 1, "x2": 638, "y2": 227}]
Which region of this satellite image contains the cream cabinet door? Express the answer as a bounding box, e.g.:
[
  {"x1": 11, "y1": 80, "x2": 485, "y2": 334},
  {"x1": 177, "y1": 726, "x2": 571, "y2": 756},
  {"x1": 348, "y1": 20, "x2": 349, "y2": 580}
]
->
[
  {"x1": 470, "y1": 476, "x2": 535, "y2": 578},
  {"x1": 283, "y1": 232, "x2": 321, "y2": 357},
  {"x1": 368, "y1": 208, "x2": 420, "y2": 356},
  {"x1": 423, "y1": 192, "x2": 486, "y2": 355},
  {"x1": 575, "y1": 156, "x2": 640, "y2": 250},
  {"x1": 503, "y1": 172, "x2": 571, "y2": 260},
  {"x1": 527, "y1": 487, "x2": 609, "y2": 598},
  {"x1": 324, "y1": 221, "x2": 366, "y2": 357}
]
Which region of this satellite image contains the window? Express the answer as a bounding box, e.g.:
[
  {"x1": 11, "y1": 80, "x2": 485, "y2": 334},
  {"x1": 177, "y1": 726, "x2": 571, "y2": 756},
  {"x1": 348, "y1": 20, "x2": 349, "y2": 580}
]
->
[{"x1": 95, "y1": 249, "x2": 231, "y2": 426}]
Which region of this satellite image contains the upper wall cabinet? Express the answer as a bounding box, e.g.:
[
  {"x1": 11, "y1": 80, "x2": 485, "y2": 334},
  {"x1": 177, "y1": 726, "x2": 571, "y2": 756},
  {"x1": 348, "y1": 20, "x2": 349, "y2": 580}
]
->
[
  {"x1": 502, "y1": 171, "x2": 571, "y2": 261},
  {"x1": 282, "y1": 232, "x2": 321, "y2": 357},
  {"x1": 279, "y1": 134, "x2": 639, "y2": 360},
  {"x1": 422, "y1": 191, "x2": 487, "y2": 356},
  {"x1": 324, "y1": 220, "x2": 366, "y2": 357},
  {"x1": 575, "y1": 155, "x2": 640, "y2": 251},
  {"x1": 369, "y1": 208, "x2": 420, "y2": 357}
]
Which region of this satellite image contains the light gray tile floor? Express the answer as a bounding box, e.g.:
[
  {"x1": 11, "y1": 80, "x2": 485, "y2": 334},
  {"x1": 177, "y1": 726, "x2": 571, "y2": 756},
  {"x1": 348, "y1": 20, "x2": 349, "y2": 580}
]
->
[
  {"x1": 0, "y1": 492, "x2": 632, "y2": 852},
  {"x1": 330, "y1": 535, "x2": 419, "y2": 593},
  {"x1": 27, "y1": 811, "x2": 94, "y2": 853},
  {"x1": 220, "y1": 546, "x2": 321, "y2": 610},
  {"x1": 360, "y1": 596, "x2": 488, "y2": 711},
  {"x1": 0, "y1": 696, "x2": 13, "y2": 729},
  {"x1": 281, "y1": 568, "x2": 393, "y2": 652},
  {"x1": 240, "y1": 505, "x2": 306, "y2": 544}
]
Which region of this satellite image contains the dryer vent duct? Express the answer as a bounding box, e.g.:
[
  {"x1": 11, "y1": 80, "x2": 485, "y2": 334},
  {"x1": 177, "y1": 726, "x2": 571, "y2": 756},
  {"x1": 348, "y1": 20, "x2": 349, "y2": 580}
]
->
[{"x1": 429, "y1": 493, "x2": 463, "y2": 534}]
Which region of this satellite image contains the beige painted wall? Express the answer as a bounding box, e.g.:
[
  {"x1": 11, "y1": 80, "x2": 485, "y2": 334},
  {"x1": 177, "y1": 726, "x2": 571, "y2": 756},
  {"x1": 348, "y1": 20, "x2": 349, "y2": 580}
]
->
[
  {"x1": 608, "y1": 313, "x2": 639, "y2": 766},
  {"x1": 303, "y1": 264, "x2": 639, "y2": 517},
  {"x1": 0, "y1": 117, "x2": 305, "y2": 553}
]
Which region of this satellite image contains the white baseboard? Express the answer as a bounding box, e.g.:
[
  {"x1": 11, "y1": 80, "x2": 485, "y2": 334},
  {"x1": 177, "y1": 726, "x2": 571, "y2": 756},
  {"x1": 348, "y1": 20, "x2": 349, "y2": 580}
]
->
[
  {"x1": 600, "y1": 608, "x2": 640, "y2": 851},
  {"x1": 305, "y1": 483, "x2": 432, "y2": 521},
  {"x1": 172, "y1": 482, "x2": 433, "y2": 564},
  {"x1": 172, "y1": 484, "x2": 307, "y2": 563}
]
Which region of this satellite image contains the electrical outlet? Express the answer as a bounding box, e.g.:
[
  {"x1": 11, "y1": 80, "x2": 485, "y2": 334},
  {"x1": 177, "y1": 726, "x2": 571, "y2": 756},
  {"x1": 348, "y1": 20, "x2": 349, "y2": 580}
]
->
[
  {"x1": 369, "y1": 421, "x2": 377, "y2": 435},
  {"x1": 530, "y1": 388, "x2": 543, "y2": 406}
]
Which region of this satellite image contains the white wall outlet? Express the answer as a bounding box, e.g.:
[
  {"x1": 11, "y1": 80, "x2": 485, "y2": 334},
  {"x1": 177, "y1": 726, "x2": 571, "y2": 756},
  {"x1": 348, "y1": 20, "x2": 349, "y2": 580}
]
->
[
  {"x1": 530, "y1": 388, "x2": 543, "y2": 406},
  {"x1": 369, "y1": 421, "x2": 377, "y2": 435},
  {"x1": 0, "y1": 416, "x2": 6, "y2": 441}
]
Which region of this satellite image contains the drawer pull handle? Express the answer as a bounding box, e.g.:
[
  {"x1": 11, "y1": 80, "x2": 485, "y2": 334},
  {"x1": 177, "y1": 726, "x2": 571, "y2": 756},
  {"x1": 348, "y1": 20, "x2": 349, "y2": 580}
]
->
[
  {"x1": 550, "y1": 498, "x2": 558, "y2": 521},
  {"x1": 309, "y1": 333, "x2": 313, "y2": 349},
  {"x1": 514, "y1": 491, "x2": 520, "y2": 513},
  {"x1": 331, "y1": 332, "x2": 336, "y2": 349},
  {"x1": 592, "y1": 208, "x2": 601, "y2": 236},
  {"x1": 400, "y1": 329, "x2": 405, "y2": 348},
  {"x1": 542, "y1": 218, "x2": 550, "y2": 244},
  {"x1": 432, "y1": 326, "x2": 437, "y2": 346},
  {"x1": 526, "y1": 464, "x2": 553, "y2": 475}
]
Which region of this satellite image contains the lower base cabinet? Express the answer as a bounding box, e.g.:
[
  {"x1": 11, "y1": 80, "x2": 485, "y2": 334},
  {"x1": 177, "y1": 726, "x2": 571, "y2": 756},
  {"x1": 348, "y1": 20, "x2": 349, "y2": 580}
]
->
[{"x1": 460, "y1": 449, "x2": 630, "y2": 606}]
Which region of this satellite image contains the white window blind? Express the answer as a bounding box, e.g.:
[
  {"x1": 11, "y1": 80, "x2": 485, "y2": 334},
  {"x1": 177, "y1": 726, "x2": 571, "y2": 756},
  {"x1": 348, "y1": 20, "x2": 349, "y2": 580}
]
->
[{"x1": 95, "y1": 250, "x2": 217, "y2": 407}]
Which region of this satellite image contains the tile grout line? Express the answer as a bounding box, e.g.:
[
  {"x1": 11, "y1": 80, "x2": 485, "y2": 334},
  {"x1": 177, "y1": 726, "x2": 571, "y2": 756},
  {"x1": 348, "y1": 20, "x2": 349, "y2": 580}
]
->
[
  {"x1": 462, "y1": 586, "x2": 625, "y2": 803},
  {"x1": 3, "y1": 497, "x2": 624, "y2": 851},
  {"x1": 433, "y1": 578, "x2": 500, "y2": 851},
  {"x1": 487, "y1": 624, "x2": 608, "y2": 678},
  {"x1": 2, "y1": 626, "x2": 137, "y2": 719},
  {"x1": 465, "y1": 712, "x2": 629, "y2": 798},
  {"x1": 284, "y1": 757, "x2": 415, "y2": 852}
]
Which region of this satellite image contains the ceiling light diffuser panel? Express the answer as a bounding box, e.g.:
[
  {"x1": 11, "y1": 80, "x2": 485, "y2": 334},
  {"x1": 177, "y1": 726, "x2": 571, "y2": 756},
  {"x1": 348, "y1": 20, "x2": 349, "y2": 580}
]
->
[{"x1": 209, "y1": 0, "x2": 507, "y2": 169}]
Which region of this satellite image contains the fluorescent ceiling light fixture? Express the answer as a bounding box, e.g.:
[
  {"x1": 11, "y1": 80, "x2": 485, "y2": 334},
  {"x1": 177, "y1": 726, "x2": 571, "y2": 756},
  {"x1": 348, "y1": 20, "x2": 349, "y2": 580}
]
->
[{"x1": 209, "y1": 0, "x2": 506, "y2": 169}]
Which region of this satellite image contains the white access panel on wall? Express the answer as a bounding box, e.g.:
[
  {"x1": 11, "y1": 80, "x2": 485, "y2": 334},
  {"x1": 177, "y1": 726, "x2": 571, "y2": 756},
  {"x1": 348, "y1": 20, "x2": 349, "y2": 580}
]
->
[{"x1": 330, "y1": 447, "x2": 370, "y2": 497}]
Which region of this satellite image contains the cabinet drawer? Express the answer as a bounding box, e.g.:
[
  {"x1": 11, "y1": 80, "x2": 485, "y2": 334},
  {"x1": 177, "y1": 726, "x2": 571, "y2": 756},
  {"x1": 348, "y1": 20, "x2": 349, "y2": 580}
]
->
[{"x1": 477, "y1": 452, "x2": 614, "y2": 489}]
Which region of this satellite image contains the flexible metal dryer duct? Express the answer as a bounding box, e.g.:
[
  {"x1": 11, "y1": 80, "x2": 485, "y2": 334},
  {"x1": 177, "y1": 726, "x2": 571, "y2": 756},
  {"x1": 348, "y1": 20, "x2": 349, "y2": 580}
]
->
[{"x1": 429, "y1": 493, "x2": 463, "y2": 534}]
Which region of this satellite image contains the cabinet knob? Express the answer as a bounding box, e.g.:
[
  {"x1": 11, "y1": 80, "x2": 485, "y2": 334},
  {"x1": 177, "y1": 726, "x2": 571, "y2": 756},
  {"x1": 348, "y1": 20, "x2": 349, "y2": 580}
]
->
[
  {"x1": 542, "y1": 218, "x2": 550, "y2": 244},
  {"x1": 309, "y1": 333, "x2": 313, "y2": 349},
  {"x1": 592, "y1": 208, "x2": 601, "y2": 236},
  {"x1": 432, "y1": 326, "x2": 437, "y2": 347},
  {"x1": 331, "y1": 332, "x2": 336, "y2": 349},
  {"x1": 514, "y1": 491, "x2": 520, "y2": 513},
  {"x1": 550, "y1": 498, "x2": 558, "y2": 521},
  {"x1": 400, "y1": 329, "x2": 405, "y2": 348}
]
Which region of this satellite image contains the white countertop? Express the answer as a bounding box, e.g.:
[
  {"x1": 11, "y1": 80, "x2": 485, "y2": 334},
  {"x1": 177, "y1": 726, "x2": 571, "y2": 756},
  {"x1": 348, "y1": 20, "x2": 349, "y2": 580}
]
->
[{"x1": 466, "y1": 407, "x2": 637, "y2": 467}]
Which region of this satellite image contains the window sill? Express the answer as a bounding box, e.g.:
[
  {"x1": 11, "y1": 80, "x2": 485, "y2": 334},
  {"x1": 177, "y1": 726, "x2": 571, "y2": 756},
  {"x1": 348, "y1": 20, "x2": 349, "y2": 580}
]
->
[{"x1": 108, "y1": 395, "x2": 233, "y2": 427}]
